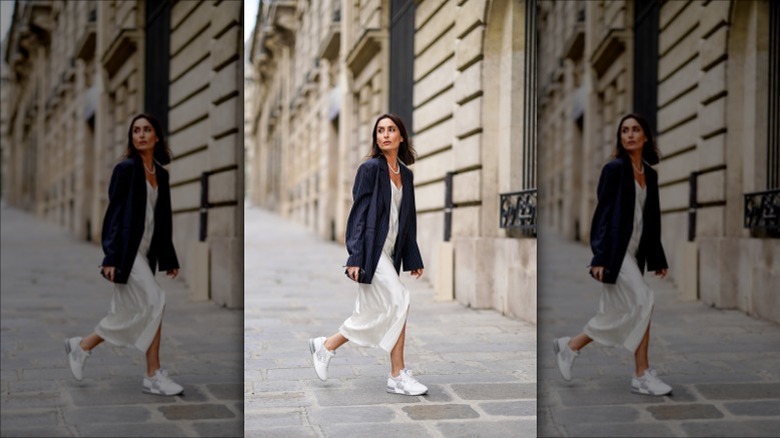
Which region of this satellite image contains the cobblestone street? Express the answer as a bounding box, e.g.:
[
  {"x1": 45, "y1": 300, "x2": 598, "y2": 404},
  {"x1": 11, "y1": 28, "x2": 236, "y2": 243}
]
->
[
  {"x1": 538, "y1": 231, "x2": 780, "y2": 437},
  {"x1": 244, "y1": 206, "x2": 536, "y2": 437},
  {"x1": 0, "y1": 204, "x2": 243, "y2": 437}
]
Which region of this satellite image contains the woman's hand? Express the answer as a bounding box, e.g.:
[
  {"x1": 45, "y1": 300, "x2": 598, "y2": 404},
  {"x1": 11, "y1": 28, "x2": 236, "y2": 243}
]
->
[
  {"x1": 346, "y1": 266, "x2": 361, "y2": 282},
  {"x1": 590, "y1": 266, "x2": 605, "y2": 282},
  {"x1": 101, "y1": 266, "x2": 116, "y2": 282},
  {"x1": 166, "y1": 268, "x2": 179, "y2": 279},
  {"x1": 655, "y1": 268, "x2": 668, "y2": 279},
  {"x1": 410, "y1": 268, "x2": 423, "y2": 279}
]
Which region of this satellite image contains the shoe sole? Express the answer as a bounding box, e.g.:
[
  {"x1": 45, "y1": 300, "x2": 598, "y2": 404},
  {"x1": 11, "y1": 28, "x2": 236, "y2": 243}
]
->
[
  {"x1": 64, "y1": 338, "x2": 83, "y2": 381},
  {"x1": 309, "y1": 338, "x2": 327, "y2": 382},
  {"x1": 386, "y1": 386, "x2": 427, "y2": 396},
  {"x1": 552, "y1": 338, "x2": 572, "y2": 382}
]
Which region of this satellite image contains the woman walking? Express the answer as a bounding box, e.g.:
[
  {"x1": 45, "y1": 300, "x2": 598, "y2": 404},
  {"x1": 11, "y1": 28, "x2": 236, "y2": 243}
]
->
[
  {"x1": 553, "y1": 113, "x2": 672, "y2": 396},
  {"x1": 65, "y1": 113, "x2": 183, "y2": 396},
  {"x1": 309, "y1": 113, "x2": 428, "y2": 396}
]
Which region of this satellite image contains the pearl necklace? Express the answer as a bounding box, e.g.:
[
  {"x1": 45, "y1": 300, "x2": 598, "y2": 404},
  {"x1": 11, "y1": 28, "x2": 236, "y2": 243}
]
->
[
  {"x1": 144, "y1": 161, "x2": 156, "y2": 174},
  {"x1": 388, "y1": 161, "x2": 400, "y2": 175},
  {"x1": 632, "y1": 161, "x2": 644, "y2": 175}
]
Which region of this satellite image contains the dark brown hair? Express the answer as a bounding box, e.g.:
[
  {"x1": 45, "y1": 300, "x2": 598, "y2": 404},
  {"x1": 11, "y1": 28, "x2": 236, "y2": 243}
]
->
[
  {"x1": 613, "y1": 113, "x2": 661, "y2": 165},
  {"x1": 368, "y1": 113, "x2": 417, "y2": 165},
  {"x1": 125, "y1": 113, "x2": 172, "y2": 165}
]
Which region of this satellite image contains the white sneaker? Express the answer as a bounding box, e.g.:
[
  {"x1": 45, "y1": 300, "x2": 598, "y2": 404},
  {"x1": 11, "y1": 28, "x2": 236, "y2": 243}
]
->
[
  {"x1": 386, "y1": 369, "x2": 428, "y2": 396},
  {"x1": 143, "y1": 368, "x2": 183, "y2": 396},
  {"x1": 553, "y1": 336, "x2": 579, "y2": 381},
  {"x1": 309, "y1": 337, "x2": 335, "y2": 381},
  {"x1": 64, "y1": 337, "x2": 90, "y2": 381},
  {"x1": 631, "y1": 367, "x2": 672, "y2": 396}
]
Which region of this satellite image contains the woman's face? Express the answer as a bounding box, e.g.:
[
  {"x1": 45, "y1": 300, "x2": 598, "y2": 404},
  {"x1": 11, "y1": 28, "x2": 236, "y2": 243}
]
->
[
  {"x1": 376, "y1": 118, "x2": 402, "y2": 155},
  {"x1": 132, "y1": 118, "x2": 157, "y2": 154},
  {"x1": 620, "y1": 117, "x2": 646, "y2": 155}
]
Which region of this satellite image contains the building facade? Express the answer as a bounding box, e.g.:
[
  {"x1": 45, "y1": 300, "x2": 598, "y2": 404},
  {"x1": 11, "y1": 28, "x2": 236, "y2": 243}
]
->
[
  {"x1": 248, "y1": 0, "x2": 537, "y2": 323},
  {"x1": 537, "y1": 0, "x2": 779, "y2": 323},
  {"x1": 3, "y1": 0, "x2": 244, "y2": 308}
]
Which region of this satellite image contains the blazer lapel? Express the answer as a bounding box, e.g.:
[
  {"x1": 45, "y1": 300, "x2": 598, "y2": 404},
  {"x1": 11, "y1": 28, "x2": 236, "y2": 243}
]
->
[
  {"x1": 398, "y1": 165, "x2": 412, "y2": 235},
  {"x1": 377, "y1": 158, "x2": 390, "y2": 216}
]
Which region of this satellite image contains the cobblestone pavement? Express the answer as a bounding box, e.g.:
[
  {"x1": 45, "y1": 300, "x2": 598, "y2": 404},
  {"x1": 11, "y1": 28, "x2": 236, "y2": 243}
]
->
[
  {"x1": 244, "y1": 206, "x2": 536, "y2": 438},
  {"x1": 0, "y1": 203, "x2": 243, "y2": 437},
  {"x1": 538, "y1": 231, "x2": 780, "y2": 437}
]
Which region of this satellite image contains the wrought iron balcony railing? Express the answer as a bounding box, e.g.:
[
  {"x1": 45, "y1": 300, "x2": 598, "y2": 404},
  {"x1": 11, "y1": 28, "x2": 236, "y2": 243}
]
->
[
  {"x1": 500, "y1": 189, "x2": 537, "y2": 234},
  {"x1": 744, "y1": 189, "x2": 780, "y2": 233}
]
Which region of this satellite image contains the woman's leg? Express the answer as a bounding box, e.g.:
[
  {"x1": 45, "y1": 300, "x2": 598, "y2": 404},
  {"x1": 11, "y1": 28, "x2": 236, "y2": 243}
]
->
[
  {"x1": 569, "y1": 333, "x2": 593, "y2": 351},
  {"x1": 324, "y1": 333, "x2": 349, "y2": 351},
  {"x1": 389, "y1": 323, "x2": 407, "y2": 377},
  {"x1": 145, "y1": 323, "x2": 162, "y2": 377},
  {"x1": 80, "y1": 333, "x2": 104, "y2": 351},
  {"x1": 634, "y1": 321, "x2": 651, "y2": 376}
]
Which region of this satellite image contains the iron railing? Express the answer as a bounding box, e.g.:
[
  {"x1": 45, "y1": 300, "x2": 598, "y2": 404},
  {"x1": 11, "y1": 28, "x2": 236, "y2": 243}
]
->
[
  {"x1": 744, "y1": 189, "x2": 780, "y2": 234},
  {"x1": 499, "y1": 189, "x2": 537, "y2": 233}
]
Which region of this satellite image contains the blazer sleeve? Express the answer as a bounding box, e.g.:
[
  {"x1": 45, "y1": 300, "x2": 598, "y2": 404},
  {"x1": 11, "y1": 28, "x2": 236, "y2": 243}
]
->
[
  {"x1": 157, "y1": 169, "x2": 180, "y2": 271},
  {"x1": 101, "y1": 162, "x2": 131, "y2": 267},
  {"x1": 402, "y1": 172, "x2": 424, "y2": 271},
  {"x1": 646, "y1": 173, "x2": 668, "y2": 272},
  {"x1": 345, "y1": 162, "x2": 377, "y2": 267},
  {"x1": 590, "y1": 162, "x2": 620, "y2": 267}
]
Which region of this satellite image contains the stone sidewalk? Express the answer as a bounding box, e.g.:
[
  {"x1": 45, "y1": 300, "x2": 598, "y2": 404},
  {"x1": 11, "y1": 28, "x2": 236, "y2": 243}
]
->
[
  {"x1": 244, "y1": 206, "x2": 536, "y2": 438},
  {"x1": 537, "y1": 231, "x2": 780, "y2": 437},
  {"x1": 0, "y1": 203, "x2": 243, "y2": 437}
]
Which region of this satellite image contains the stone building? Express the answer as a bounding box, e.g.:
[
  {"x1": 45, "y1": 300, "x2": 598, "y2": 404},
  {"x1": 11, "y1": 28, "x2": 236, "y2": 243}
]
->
[
  {"x1": 537, "y1": 0, "x2": 779, "y2": 323},
  {"x1": 3, "y1": 0, "x2": 244, "y2": 308},
  {"x1": 248, "y1": 0, "x2": 537, "y2": 323}
]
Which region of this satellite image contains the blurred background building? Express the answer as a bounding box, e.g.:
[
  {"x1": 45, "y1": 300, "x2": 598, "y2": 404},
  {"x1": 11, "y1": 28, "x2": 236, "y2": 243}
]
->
[
  {"x1": 2, "y1": 0, "x2": 244, "y2": 308},
  {"x1": 247, "y1": 0, "x2": 537, "y2": 323},
  {"x1": 537, "y1": 0, "x2": 779, "y2": 323}
]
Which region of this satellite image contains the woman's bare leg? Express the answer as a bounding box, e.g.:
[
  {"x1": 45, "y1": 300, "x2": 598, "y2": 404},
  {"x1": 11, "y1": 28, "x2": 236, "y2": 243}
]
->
[
  {"x1": 389, "y1": 323, "x2": 407, "y2": 377},
  {"x1": 634, "y1": 321, "x2": 651, "y2": 376},
  {"x1": 569, "y1": 333, "x2": 593, "y2": 351},
  {"x1": 145, "y1": 323, "x2": 162, "y2": 377},
  {"x1": 80, "y1": 333, "x2": 104, "y2": 351},
  {"x1": 324, "y1": 333, "x2": 349, "y2": 351}
]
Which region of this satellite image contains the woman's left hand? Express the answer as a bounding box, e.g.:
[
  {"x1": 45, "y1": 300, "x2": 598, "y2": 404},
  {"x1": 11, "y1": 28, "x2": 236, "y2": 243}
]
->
[
  {"x1": 655, "y1": 268, "x2": 667, "y2": 279},
  {"x1": 167, "y1": 268, "x2": 179, "y2": 279},
  {"x1": 410, "y1": 268, "x2": 423, "y2": 279}
]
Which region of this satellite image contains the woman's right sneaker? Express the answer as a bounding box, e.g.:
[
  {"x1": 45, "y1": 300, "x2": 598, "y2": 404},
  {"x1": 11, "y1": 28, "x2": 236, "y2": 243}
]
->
[
  {"x1": 64, "y1": 337, "x2": 90, "y2": 381},
  {"x1": 309, "y1": 337, "x2": 335, "y2": 381},
  {"x1": 553, "y1": 336, "x2": 579, "y2": 381},
  {"x1": 386, "y1": 369, "x2": 428, "y2": 396},
  {"x1": 631, "y1": 367, "x2": 672, "y2": 396}
]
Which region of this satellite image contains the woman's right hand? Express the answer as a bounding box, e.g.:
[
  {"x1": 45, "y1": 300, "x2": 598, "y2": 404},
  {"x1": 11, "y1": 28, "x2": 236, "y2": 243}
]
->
[
  {"x1": 346, "y1": 266, "x2": 361, "y2": 282},
  {"x1": 101, "y1": 266, "x2": 116, "y2": 282},
  {"x1": 590, "y1": 266, "x2": 605, "y2": 282}
]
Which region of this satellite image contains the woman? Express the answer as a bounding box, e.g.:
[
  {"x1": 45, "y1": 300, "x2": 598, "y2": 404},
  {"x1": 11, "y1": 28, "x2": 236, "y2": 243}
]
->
[
  {"x1": 65, "y1": 113, "x2": 183, "y2": 396},
  {"x1": 309, "y1": 113, "x2": 427, "y2": 396},
  {"x1": 553, "y1": 113, "x2": 671, "y2": 396}
]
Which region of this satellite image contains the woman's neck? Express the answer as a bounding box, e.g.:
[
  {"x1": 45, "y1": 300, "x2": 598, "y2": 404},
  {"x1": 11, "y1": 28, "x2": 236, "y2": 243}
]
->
[
  {"x1": 383, "y1": 151, "x2": 399, "y2": 166},
  {"x1": 628, "y1": 151, "x2": 642, "y2": 167},
  {"x1": 139, "y1": 151, "x2": 154, "y2": 166}
]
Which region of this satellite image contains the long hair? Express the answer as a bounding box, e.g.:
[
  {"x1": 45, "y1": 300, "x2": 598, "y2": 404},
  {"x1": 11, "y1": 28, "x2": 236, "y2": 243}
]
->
[
  {"x1": 124, "y1": 113, "x2": 172, "y2": 165},
  {"x1": 612, "y1": 113, "x2": 661, "y2": 165},
  {"x1": 368, "y1": 113, "x2": 417, "y2": 165}
]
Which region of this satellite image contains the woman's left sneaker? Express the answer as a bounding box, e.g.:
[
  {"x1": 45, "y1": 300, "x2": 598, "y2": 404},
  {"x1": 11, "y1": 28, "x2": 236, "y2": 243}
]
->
[
  {"x1": 631, "y1": 367, "x2": 672, "y2": 396},
  {"x1": 386, "y1": 369, "x2": 428, "y2": 396}
]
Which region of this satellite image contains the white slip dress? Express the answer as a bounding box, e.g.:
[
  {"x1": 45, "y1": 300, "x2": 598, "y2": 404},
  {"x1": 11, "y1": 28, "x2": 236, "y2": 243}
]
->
[
  {"x1": 95, "y1": 180, "x2": 166, "y2": 352},
  {"x1": 584, "y1": 180, "x2": 654, "y2": 352},
  {"x1": 339, "y1": 180, "x2": 411, "y2": 352}
]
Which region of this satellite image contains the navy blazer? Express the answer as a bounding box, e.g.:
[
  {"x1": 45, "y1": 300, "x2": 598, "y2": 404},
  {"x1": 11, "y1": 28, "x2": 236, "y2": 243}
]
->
[
  {"x1": 345, "y1": 156, "x2": 424, "y2": 284},
  {"x1": 589, "y1": 156, "x2": 667, "y2": 284},
  {"x1": 101, "y1": 157, "x2": 179, "y2": 284}
]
